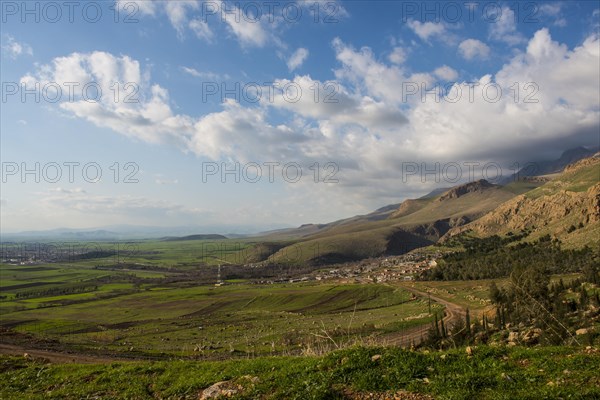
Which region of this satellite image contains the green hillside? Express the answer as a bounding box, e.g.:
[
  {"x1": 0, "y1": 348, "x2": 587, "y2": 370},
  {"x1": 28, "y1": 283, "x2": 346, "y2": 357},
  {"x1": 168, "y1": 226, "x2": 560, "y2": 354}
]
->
[{"x1": 262, "y1": 180, "x2": 539, "y2": 265}]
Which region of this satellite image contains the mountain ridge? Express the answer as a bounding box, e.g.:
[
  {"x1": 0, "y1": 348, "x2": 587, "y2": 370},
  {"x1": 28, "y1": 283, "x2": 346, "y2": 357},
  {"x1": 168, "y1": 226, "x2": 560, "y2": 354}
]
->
[{"x1": 443, "y1": 154, "x2": 600, "y2": 248}]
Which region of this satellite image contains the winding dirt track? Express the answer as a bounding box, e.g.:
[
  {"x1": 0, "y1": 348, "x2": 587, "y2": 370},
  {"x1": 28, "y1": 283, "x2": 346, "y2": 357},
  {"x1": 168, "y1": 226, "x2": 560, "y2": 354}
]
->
[
  {"x1": 380, "y1": 284, "x2": 465, "y2": 347},
  {"x1": 0, "y1": 343, "x2": 131, "y2": 364}
]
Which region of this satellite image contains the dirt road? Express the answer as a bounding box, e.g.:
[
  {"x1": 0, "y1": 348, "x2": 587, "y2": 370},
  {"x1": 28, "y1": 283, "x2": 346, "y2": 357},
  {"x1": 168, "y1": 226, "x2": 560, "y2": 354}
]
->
[
  {"x1": 0, "y1": 343, "x2": 130, "y2": 364},
  {"x1": 379, "y1": 284, "x2": 465, "y2": 347}
]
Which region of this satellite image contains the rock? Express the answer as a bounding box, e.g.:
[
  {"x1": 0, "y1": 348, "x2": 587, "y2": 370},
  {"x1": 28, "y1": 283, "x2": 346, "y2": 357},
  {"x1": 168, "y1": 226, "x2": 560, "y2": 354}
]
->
[
  {"x1": 199, "y1": 381, "x2": 240, "y2": 399},
  {"x1": 576, "y1": 328, "x2": 588, "y2": 336},
  {"x1": 371, "y1": 354, "x2": 382, "y2": 362},
  {"x1": 521, "y1": 328, "x2": 542, "y2": 344}
]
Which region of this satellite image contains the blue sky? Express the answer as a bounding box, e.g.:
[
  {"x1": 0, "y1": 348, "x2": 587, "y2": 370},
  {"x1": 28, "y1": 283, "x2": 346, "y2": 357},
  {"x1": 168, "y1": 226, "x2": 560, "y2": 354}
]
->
[{"x1": 1, "y1": 1, "x2": 599, "y2": 233}]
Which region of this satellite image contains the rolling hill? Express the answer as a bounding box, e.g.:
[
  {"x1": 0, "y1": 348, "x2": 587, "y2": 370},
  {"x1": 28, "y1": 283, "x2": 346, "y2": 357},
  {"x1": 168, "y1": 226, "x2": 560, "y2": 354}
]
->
[{"x1": 247, "y1": 178, "x2": 541, "y2": 265}]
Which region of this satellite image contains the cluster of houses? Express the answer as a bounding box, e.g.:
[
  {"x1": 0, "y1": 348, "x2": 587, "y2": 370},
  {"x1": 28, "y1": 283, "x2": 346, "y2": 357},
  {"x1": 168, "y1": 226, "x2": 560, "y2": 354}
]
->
[{"x1": 249, "y1": 251, "x2": 443, "y2": 286}]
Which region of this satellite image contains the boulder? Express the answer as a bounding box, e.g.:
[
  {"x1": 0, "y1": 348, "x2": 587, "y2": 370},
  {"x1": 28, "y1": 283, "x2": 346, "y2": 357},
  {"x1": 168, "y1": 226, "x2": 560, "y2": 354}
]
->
[
  {"x1": 199, "y1": 382, "x2": 240, "y2": 399},
  {"x1": 521, "y1": 328, "x2": 542, "y2": 344}
]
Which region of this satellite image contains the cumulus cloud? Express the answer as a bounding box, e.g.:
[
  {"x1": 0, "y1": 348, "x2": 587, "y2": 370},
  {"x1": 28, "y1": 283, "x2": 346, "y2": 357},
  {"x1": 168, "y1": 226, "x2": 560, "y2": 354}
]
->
[
  {"x1": 458, "y1": 39, "x2": 491, "y2": 60},
  {"x1": 332, "y1": 38, "x2": 434, "y2": 106},
  {"x1": 1, "y1": 35, "x2": 33, "y2": 59},
  {"x1": 21, "y1": 51, "x2": 194, "y2": 147},
  {"x1": 433, "y1": 65, "x2": 458, "y2": 81},
  {"x1": 164, "y1": 0, "x2": 199, "y2": 38},
  {"x1": 388, "y1": 47, "x2": 406, "y2": 64},
  {"x1": 221, "y1": 4, "x2": 273, "y2": 48},
  {"x1": 406, "y1": 20, "x2": 447, "y2": 42},
  {"x1": 287, "y1": 48, "x2": 309, "y2": 71},
  {"x1": 488, "y1": 6, "x2": 526, "y2": 46},
  {"x1": 539, "y1": 3, "x2": 567, "y2": 27},
  {"x1": 21, "y1": 29, "x2": 600, "y2": 206}
]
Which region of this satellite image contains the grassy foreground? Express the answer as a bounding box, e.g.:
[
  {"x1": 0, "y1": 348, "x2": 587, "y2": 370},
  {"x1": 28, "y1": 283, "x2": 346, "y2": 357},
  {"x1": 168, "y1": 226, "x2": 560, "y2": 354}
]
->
[{"x1": 1, "y1": 345, "x2": 599, "y2": 399}]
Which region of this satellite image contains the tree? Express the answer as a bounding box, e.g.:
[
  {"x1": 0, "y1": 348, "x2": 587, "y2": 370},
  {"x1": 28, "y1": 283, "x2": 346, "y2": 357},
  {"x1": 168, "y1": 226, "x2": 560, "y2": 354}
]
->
[
  {"x1": 465, "y1": 308, "x2": 472, "y2": 339},
  {"x1": 489, "y1": 281, "x2": 502, "y2": 304}
]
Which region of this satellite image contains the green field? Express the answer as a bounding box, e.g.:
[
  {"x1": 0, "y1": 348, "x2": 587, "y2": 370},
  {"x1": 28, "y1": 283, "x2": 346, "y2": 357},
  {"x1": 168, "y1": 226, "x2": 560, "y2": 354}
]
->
[{"x1": 1, "y1": 251, "x2": 441, "y2": 358}]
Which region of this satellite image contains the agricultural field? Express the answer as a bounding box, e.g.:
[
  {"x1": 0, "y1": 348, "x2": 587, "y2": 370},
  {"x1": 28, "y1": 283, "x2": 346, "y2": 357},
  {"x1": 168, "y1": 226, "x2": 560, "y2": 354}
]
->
[{"x1": 0, "y1": 246, "x2": 442, "y2": 359}]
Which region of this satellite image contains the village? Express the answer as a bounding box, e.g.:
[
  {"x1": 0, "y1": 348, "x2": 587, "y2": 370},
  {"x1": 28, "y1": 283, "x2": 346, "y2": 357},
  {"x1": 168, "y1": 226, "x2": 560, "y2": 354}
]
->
[{"x1": 253, "y1": 251, "x2": 445, "y2": 285}]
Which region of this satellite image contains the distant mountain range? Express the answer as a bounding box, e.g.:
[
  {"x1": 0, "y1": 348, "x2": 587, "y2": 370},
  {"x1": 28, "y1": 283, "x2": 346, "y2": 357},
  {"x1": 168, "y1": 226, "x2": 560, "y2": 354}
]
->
[
  {"x1": 161, "y1": 234, "x2": 228, "y2": 241},
  {"x1": 499, "y1": 146, "x2": 597, "y2": 184},
  {"x1": 1, "y1": 225, "x2": 259, "y2": 241}
]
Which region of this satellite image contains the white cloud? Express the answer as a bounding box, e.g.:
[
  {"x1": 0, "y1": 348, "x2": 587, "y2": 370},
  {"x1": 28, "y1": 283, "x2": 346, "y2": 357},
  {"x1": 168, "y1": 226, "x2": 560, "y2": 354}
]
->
[
  {"x1": 181, "y1": 66, "x2": 229, "y2": 80},
  {"x1": 332, "y1": 38, "x2": 434, "y2": 106},
  {"x1": 496, "y1": 28, "x2": 600, "y2": 110},
  {"x1": 164, "y1": 0, "x2": 199, "y2": 38},
  {"x1": 115, "y1": 0, "x2": 204, "y2": 40},
  {"x1": 296, "y1": 0, "x2": 349, "y2": 20},
  {"x1": 388, "y1": 47, "x2": 406, "y2": 64},
  {"x1": 1, "y1": 35, "x2": 33, "y2": 59},
  {"x1": 181, "y1": 66, "x2": 203, "y2": 77},
  {"x1": 539, "y1": 3, "x2": 562, "y2": 16},
  {"x1": 115, "y1": 0, "x2": 157, "y2": 16},
  {"x1": 263, "y1": 75, "x2": 407, "y2": 132},
  {"x1": 458, "y1": 39, "x2": 491, "y2": 60},
  {"x1": 22, "y1": 29, "x2": 599, "y2": 207},
  {"x1": 287, "y1": 48, "x2": 309, "y2": 71},
  {"x1": 433, "y1": 65, "x2": 458, "y2": 81},
  {"x1": 406, "y1": 20, "x2": 446, "y2": 42},
  {"x1": 222, "y1": 4, "x2": 272, "y2": 48},
  {"x1": 21, "y1": 51, "x2": 194, "y2": 147},
  {"x1": 489, "y1": 7, "x2": 526, "y2": 46},
  {"x1": 539, "y1": 3, "x2": 567, "y2": 27},
  {"x1": 189, "y1": 18, "x2": 214, "y2": 42}
]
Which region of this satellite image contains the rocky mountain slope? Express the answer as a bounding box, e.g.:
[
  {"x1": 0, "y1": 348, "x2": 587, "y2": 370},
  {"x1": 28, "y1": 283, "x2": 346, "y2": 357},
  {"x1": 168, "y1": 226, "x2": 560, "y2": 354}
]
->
[{"x1": 444, "y1": 154, "x2": 600, "y2": 248}]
